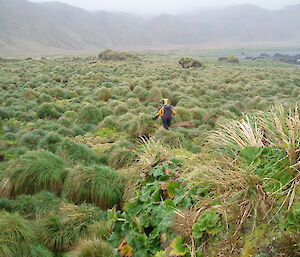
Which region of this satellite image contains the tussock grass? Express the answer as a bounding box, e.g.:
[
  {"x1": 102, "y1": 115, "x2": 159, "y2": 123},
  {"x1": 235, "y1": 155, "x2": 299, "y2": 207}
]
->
[
  {"x1": 108, "y1": 147, "x2": 135, "y2": 169},
  {"x1": 259, "y1": 105, "x2": 300, "y2": 168},
  {"x1": 67, "y1": 237, "x2": 113, "y2": 257},
  {"x1": 0, "y1": 211, "x2": 53, "y2": 257},
  {"x1": 58, "y1": 138, "x2": 98, "y2": 165},
  {"x1": 207, "y1": 115, "x2": 264, "y2": 157},
  {"x1": 63, "y1": 165, "x2": 124, "y2": 209},
  {"x1": 192, "y1": 106, "x2": 300, "y2": 233},
  {"x1": 38, "y1": 203, "x2": 103, "y2": 252},
  {"x1": 192, "y1": 158, "x2": 274, "y2": 232},
  {"x1": 12, "y1": 191, "x2": 65, "y2": 218},
  {"x1": 136, "y1": 137, "x2": 171, "y2": 169},
  {"x1": 0, "y1": 150, "x2": 67, "y2": 197},
  {"x1": 38, "y1": 132, "x2": 63, "y2": 152}
]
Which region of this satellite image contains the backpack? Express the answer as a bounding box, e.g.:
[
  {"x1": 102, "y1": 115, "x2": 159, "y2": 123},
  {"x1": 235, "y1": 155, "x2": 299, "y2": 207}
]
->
[{"x1": 163, "y1": 104, "x2": 172, "y2": 119}]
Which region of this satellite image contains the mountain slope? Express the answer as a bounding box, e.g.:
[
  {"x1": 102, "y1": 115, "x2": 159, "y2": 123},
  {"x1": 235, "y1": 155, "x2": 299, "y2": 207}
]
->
[{"x1": 0, "y1": 0, "x2": 299, "y2": 55}]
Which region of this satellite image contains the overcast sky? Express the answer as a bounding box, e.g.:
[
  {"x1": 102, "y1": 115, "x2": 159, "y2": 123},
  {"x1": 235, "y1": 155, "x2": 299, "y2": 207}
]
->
[{"x1": 28, "y1": 0, "x2": 300, "y2": 14}]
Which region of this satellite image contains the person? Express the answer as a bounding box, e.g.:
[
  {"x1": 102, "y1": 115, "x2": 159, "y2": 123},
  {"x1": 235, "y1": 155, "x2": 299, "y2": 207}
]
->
[{"x1": 152, "y1": 99, "x2": 176, "y2": 130}]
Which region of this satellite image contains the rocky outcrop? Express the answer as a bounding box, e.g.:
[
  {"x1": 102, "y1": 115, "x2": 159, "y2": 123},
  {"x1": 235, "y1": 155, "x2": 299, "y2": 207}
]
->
[{"x1": 179, "y1": 57, "x2": 203, "y2": 69}]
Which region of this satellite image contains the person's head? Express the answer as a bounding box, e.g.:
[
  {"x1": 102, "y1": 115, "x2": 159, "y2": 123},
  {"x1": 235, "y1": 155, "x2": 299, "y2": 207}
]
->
[{"x1": 162, "y1": 99, "x2": 168, "y2": 105}]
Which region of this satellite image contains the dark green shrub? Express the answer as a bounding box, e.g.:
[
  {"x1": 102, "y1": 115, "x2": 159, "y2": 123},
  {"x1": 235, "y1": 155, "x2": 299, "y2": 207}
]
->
[
  {"x1": 0, "y1": 150, "x2": 67, "y2": 197},
  {"x1": 63, "y1": 165, "x2": 124, "y2": 209},
  {"x1": 179, "y1": 57, "x2": 203, "y2": 68}
]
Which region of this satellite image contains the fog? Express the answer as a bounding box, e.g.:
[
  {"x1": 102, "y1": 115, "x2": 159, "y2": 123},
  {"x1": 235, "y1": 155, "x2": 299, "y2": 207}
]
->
[{"x1": 28, "y1": 0, "x2": 300, "y2": 14}]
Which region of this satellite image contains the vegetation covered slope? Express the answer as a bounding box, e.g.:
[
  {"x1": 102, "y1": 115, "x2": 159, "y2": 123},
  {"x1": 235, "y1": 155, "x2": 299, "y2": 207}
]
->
[
  {"x1": 0, "y1": 52, "x2": 299, "y2": 256},
  {"x1": 1, "y1": 0, "x2": 300, "y2": 55}
]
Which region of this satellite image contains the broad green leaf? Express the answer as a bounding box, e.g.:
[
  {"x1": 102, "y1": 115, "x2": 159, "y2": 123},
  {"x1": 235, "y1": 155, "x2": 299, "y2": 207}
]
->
[
  {"x1": 155, "y1": 251, "x2": 167, "y2": 257},
  {"x1": 166, "y1": 181, "x2": 180, "y2": 198},
  {"x1": 192, "y1": 223, "x2": 204, "y2": 239},
  {"x1": 169, "y1": 236, "x2": 187, "y2": 256},
  {"x1": 164, "y1": 199, "x2": 176, "y2": 209},
  {"x1": 239, "y1": 146, "x2": 263, "y2": 165}
]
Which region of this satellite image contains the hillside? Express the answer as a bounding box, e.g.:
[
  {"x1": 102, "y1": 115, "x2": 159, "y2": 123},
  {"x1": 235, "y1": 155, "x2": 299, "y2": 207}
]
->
[
  {"x1": 0, "y1": 0, "x2": 300, "y2": 55},
  {"x1": 0, "y1": 51, "x2": 299, "y2": 256}
]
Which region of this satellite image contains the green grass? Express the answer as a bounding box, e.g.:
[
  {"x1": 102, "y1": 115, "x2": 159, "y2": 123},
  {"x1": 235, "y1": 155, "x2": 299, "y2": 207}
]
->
[
  {"x1": 0, "y1": 150, "x2": 67, "y2": 197},
  {"x1": 37, "y1": 203, "x2": 103, "y2": 252},
  {"x1": 0, "y1": 211, "x2": 53, "y2": 257},
  {"x1": 63, "y1": 165, "x2": 124, "y2": 209},
  {"x1": 0, "y1": 51, "x2": 299, "y2": 256}
]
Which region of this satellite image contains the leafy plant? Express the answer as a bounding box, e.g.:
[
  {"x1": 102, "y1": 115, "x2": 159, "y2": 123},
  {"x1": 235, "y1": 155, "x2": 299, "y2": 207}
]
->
[
  {"x1": 192, "y1": 210, "x2": 223, "y2": 239},
  {"x1": 109, "y1": 160, "x2": 192, "y2": 256}
]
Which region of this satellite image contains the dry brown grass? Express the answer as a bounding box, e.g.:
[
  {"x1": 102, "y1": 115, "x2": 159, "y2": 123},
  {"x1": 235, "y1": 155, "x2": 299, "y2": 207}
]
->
[
  {"x1": 191, "y1": 157, "x2": 275, "y2": 234},
  {"x1": 136, "y1": 136, "x2": 171, "y2": 169},
  {"x1": 207, "y1": 115, "x2": 265, "y2": 158}
]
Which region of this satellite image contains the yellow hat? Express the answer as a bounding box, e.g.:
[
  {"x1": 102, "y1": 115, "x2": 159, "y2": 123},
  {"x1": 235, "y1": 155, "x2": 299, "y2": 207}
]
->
[{"x1": 162, "y1": 99, "x2": 168, "y2": 105}]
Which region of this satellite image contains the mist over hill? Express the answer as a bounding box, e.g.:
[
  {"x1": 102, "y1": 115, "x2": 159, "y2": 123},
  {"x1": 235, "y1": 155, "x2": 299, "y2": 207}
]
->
[{"x1": 0, "y1": 0, "x2": 300, "y2": 55}]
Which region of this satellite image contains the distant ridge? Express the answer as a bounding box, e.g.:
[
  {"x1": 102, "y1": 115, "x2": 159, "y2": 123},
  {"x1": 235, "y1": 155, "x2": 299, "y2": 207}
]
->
[{"x1": 0, "y1": 0, "x2": 299, "y2": 55}]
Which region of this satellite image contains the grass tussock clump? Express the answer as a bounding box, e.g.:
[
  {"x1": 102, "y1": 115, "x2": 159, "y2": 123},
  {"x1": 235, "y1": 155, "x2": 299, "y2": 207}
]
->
[
  {"x1": 37, "y1": 102, "x2": 62, "y2": 119},
  {"x1": 136, "y1": 137, "x2": 171, "y2": 168},
  {"x1": 11, "y1": 191, "x2": 65, "y2": 218},
  {"x1": 19, "y1": 129, "x2": 47, "y2": 150},
  {"x1": 193, "y1": 105, "x2": 300, "y2": 233},
  {"x1": 96, "y1": 87, "x2": 112, "y2": 101},
  {"x1": 58, "y1": 138, "x2": 98, "y2": 165},
  {"x1": 0, "y1": 211, "x2": 53, "y2": 257},
  {"x1": 153, "y1": 129, "x2": 184, "y2": 148},
  {"x1": 207, "y1": 115, "x2": 264, "y2": 158},
  {"x1": 108, "y1": 147, "x2": 135, "y2": 169},
  {"x1": 38, "y1": 203, "x2": 103, "y2": 253},
  {"x1": 38, "y1": 132, "x2": 64, "y2": 152},
  {"x1": 78, "y1": 104, "x2": 112, "y2": 125},
  {"x1": 0, "y1": 150, "x2": 67, "y2": 197},
  {"x1": 67, "y1": 238, "x2": 113, "y2": 257},
  {"x1": 63, "y1": 165, "x2": 124, "y2": 209}
]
